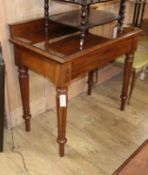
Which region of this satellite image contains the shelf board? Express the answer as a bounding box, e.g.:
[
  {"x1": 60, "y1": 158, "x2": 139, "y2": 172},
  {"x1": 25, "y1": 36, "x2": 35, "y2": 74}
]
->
[
  {"x1": 53, "y1": 0, "x2": 113, "y2": 5},
  {"x1": 33, "y1": 32, "x2": 109, "y2": 58},
  {"x1": 49, "y1": 9, "x2": 119, "y2": 30}
]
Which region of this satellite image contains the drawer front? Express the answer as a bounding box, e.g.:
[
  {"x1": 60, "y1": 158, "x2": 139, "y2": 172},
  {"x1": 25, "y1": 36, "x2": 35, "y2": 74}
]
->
[{"x1": 71, "y1": 38, "x2": 134, "y2": 79}]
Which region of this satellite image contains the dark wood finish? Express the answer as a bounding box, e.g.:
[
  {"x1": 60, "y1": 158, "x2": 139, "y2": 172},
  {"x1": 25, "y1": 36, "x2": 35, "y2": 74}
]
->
[
  {"x1": 18, "y1": 66, "x2": 31, "y2": 131},
  {"x1": 49, "y1": 9, "x2": 118, "y2": 30},
  {"x1": 0, "y1": 44, "x2": 5, "y2": 152},
  {"x1": 120, "y1": 53, "x2": 134, "y2": 110},
  {"x1": 9, "y1": 18, "x2": 142, "y2": 156},
  {"x1": 87, "y1": 70, "x2": 94, "y2": 95},
  {"x1": 133, "y1": 1, "x2": 138, "y2": 26},
  {"x1": 44, "y1": 0, "x2": 49, "y2": 38},
  {"x1": 56, "y1": 87, "x2": 68, "y2": 157},
  {"x1": 49, "y1": 0, "x2": 119, "y2": 49},
  {"x1": 54, "y1": 0, "x2": 113, "y2": 5},
  {"x1": 112, "y1": 139, "x2": 148, "y2": 175}
]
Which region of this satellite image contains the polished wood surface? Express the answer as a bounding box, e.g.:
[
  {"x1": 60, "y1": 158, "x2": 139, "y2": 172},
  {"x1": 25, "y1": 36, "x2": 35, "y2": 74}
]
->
[
  {"x1": 9, "y1": 18, "x2": 142, "y2": 156},
  {"x1": 47, "y1": 0, "x2": 121, "y2": 49},
  {"x1": 113, "y1": 139, "x2": 148, "y2": 175},
  {"x1": 55, "y1": 0, "x2": 113, "y2": 5},
  {"x1": 49, "y1": 9, "x2": 118, "y2": 29}
]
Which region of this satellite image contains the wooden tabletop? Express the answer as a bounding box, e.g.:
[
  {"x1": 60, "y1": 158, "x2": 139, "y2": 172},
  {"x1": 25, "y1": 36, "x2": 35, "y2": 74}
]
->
[{"x1": 9, "y1": 18, "x2": 141, "y2": 63}]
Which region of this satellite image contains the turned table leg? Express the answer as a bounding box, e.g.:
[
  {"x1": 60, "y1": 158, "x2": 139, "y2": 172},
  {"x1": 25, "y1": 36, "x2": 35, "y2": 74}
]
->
[
  {"x1": 18, "y1": 66, "x2": 31, "y2": 131},
  {"x1": 87, "y1": 69, "x2": 99, "y2": 95},
  {"x1": 120, "y1": 53, "x2": 134, "y2": 111},
  {"x1": 56, "y1": 87, "x2": 68, "y2": 157}
]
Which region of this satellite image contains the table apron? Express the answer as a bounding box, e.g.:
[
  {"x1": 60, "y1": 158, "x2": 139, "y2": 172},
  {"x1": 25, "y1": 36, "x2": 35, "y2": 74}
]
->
[
  {"x1": 71, "y1": 38, "x2": 135, "y2": 79},
  {"x1": 14, "y1": 45, "x2": 62, "y2": 85}
]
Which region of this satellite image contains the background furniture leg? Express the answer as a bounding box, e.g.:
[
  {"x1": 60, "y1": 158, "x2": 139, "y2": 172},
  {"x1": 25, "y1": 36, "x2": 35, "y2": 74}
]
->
[
  {"x1": 133, "y1": 0, "x2": 146, "y2": 27},
  {"x1": 56, "y1": 87, "x2": 68, "y2": 157},
  {"x1": 120, "y1": 53, "x2": 134, "y2": 110},
  {"x1": 18, "y1": 66, "x2": 31, "y2": 132},
  {"x1": 133, "y1": 2, "x2": 138, "y2": 26},
  {"x1": 128, "y1": 69, "x2": 138, "y2": 104},
  {"x1": 87, "y1": 70, "x2": 94, "y2": 95},
  {"x1": 135, "y1": 1, "x2": 141, "y2": 26},
  {"x1": 140, "y1": 1, "x2": 146, "y2": 26}
]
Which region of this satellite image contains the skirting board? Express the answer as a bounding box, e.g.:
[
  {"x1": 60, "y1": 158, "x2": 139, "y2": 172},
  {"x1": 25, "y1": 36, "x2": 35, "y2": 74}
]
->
[{"x1": 7, "y1": 97, "x2": 47, "y2": 128}]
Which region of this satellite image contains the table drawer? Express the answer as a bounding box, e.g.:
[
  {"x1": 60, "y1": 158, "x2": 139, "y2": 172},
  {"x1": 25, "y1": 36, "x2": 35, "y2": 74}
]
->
[{"x1": 71, "y1": 38, "x2": 133, "y2": 79}]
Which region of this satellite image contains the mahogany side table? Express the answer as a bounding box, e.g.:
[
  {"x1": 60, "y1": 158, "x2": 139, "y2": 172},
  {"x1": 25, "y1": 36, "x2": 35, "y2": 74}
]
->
[{"x1": 9, "y1": 18, "x2": 142, "y2": 156}]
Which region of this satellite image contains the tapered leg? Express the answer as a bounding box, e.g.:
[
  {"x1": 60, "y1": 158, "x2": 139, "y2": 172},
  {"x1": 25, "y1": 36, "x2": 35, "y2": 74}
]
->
[
  {"x1": 87, "y1": 70, "x2": 94, "y2": 95},
  {"x1": 128, "y1": 69, "x2": 138, "y2": 104},
  {"x1": 93, "y1": 68, "x2": 99, "y2": 84},
  {"x1": 18, "y1": 66, "x2": 31, "y2": 131},
  {"x1": 56, "y1": 87, "x2": 68, "y2": 157},
  {"x1": 120, "y1": 53, "x2": 134, "y2": 111}
]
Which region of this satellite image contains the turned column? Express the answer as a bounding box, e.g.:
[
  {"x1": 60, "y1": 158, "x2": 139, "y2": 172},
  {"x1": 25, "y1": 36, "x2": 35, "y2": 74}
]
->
[
  {"x1": 80, "y1": 4, "x2": 88, "y2": 50},
  {"x1": 120, "y1": 53, "x2": 134, "y2": 110},
  {"x1": 44, "y1": 0, "x2": 49, "y2": 37},
  {"x1": 18, "y1": 66, "x2": 31, "y2": 131},
  {"x1": 56, "y1": 87, "x2": 68, "y2": 157},
  {"x1": 44, "y1": 0, "x2": 49, "y2": 48},
  {"x1": 118, "y1": 0, "x2": 126, "y2": 32}
]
